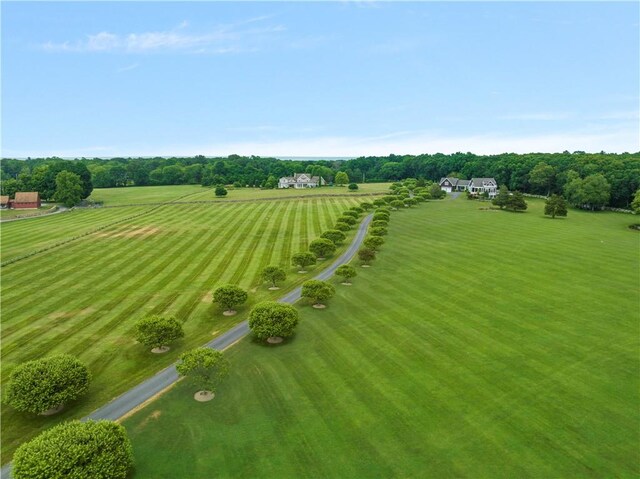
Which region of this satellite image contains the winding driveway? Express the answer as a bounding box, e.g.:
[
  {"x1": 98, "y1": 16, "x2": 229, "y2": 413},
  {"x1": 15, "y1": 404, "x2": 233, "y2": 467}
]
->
[{"x1": 1, "y1": 213, "x2": 372, "y2": 477}]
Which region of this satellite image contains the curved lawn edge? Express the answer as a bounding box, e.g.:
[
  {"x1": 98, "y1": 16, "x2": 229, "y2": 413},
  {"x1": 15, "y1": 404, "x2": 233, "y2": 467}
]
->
[{"x1": 0, "y1": 213, "x2": 372, "y2": 477}]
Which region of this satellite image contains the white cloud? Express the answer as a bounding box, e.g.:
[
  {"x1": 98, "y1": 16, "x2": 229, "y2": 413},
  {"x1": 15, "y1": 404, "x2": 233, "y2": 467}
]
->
[
  {"x1": 116, "y1": 63, "x2": 139, "y2": 73},
  {"x1": 41, "y1": 19, "x2": 285, "y2": 54}
]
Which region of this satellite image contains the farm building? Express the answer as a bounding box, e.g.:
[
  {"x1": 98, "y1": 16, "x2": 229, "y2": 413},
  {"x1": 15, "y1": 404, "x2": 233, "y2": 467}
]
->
[
  {"x1": 0, "y1": 196, "x2": 9, "y2": 209},
  {"x1": 12, "y1": 192, "x2": 41, "y2": 209},
  {"x1": 278, "y1": 173, "x2": 326, "y2": 189}
]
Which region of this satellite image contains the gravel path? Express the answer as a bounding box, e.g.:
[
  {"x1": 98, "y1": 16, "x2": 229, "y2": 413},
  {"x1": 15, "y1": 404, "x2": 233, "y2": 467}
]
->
[{"x1": 0, "y1": 213, "x2": 372, "y2": 477}]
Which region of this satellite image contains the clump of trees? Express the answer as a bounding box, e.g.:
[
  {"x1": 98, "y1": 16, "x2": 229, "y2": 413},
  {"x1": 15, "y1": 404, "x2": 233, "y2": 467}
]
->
[
  {"x1": 261, "y1": 266, "x2": 287, "y2": 290},
  {"x1": 248, "y1": 301, "x2": 300, "y2": 343},
  {"x1": 308, "y1": 238, "x2": 337, "y2": 259},
  {"x1": 372, "y1": 219, "x2": 388, "y2": 228},
  {"x1": 334, "y1": 221, "x2": 352, "y2": 231},
  {"x1": 492, "y1": 187, "x2": 528, "y2": 212},
  {"x1": 544, "y1": 195, "x2": 568, "y2": 219},
  {"x1": 342, "y1": 210, "x2": 359, "y2": 219},
  {"x1": 53, "y1": 171, "x2": 85, "y2": 207},
  {"x1": 291, "y1": 252, "x2": 317, "y2": 273},
  {"x1": 339, "y1": 215, "x2": 357, "y2": 225},
  {"x1": 564, "y1": 173, "x2": 611, "y2": 211},
  {"x1": 301, "y1": 280, "x2": 336, "y2": 308},
  {"x1": 390, "y1": 200, "x2": 404, "y2": 210},
  {"x1": 369, "y1": 226, "x2": 388, "y2": 236},
  {"x1": 134, "y1": 315, "x2": 184, "y2": 353},
  {"x1": 360, "y1": 201, "x2": 373, "y2": 210},
  {"x1": 348, "y1": 183, "x2": 359, "y2": 191},
  {"x1": 4, "y1": 355, "x2": 91, "y2": 415},
  {"x1": 12, "y1": 420, "x2": 133, "y2": 479},
  {"x1": 213, "y1": 285, "x2": 248, "y2": 316},
  {"x1": 335, "y1": 264, "x2": 357, "y2": 285},
  {"x1": 176, "y1": 348, "x2": 230, "y2": 400},
  {"x1": 215, "y1": 185, "x2": 228, "y2": 197}
]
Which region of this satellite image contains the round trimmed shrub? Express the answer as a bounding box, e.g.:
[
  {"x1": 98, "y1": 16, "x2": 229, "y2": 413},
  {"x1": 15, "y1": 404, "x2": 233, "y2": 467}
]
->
[
  {"x1": 372, "y1": 212, "x2": 390, "y2": 222},
  {"x1": 364, "y1": 235, "x2": 385, "y2": 251},
  {"x1": 349, "y1": 206, "x2": 364, "y2": 214},
  {"x1": 334, "y1": 221, "x2": 351, "y2": 231},
  {"x1": 309, "y1": 238, "x2": 337, "y2": 258},
  {"x1": 348, "y1": 183, "x2": 359, "y2": 190},
  {"x1": 134, "y1": 315, "x2": 184, "y2": 351},
  {"x1": 335, "y1": 264, "x2": 357, "y2": 282},
  {"x1": 213, "y1": 284, "x2": 248, "y2": 313},
  {"x1": 176, "y1": 348, "x2": 230, "y2": 393},
  {"x1": 342, "y1": 210, "x2": 359, "y2": 219},
  {"x1": 291, "y1": 251, "x2": 317, "y2": 270},
  {"x1": 369, "y1": 226, "x2": 388, "y2": 236},
  {"x1": 360, "y1": 202, "x2": 373, "y2": 210},
  {"x1": 248, "y1": 301, "x2": 300, "y2": 340},
  {"x1": 372, "y1": 198, "x2": 386, "y2": 207},
  {"x1": 339, "y1": 216, "x2": 357, "y2": 225},
  {"x1": 4, "y1": 355, "x2": 91, "y2": 414},
  {"x1": 261, "y1": 265, "x2": 287, "y2": 288},
  {"x1": 320, "y1": 229, "x2": 346, "y2": 245},
  {"x1": 390, "y1": 200, "x2": 404, "y2": 209},
  {"x1": 12, "y1": 420, "x2": 133, "y2": 479},
  {"x1": 372, "y1": 219, "x2": 388, "y2": 228},
  {"x1": 301, "y1": 280, "x2": 336, "y2": 306}
]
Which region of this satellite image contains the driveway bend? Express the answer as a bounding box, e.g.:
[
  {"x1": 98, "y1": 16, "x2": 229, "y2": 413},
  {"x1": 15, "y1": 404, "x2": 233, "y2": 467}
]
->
[{"x1": 1, "y1": 213, "x2": 372, "y2": 477}]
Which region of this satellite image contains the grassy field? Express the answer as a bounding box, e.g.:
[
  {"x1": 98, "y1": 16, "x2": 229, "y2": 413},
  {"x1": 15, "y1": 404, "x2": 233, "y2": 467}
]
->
[
  {"x1": 0, "y1": 194, "x2": 366, "y2": 461},
  {"x1": 0, "y1": 206, "x2": 56, "y2": 220},
  {"x1": 124, "y1": 198, "x2": 639, "y2": 478},
  {"x1": 89, "y1": 183, "x2": 391, "y2": 206}
]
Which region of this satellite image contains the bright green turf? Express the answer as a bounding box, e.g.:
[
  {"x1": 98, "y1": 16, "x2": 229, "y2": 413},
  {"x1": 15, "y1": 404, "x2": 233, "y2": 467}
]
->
[
  {"x1": 89, "y1": 183, "x2": 391, "y2": 206},
  {"x1": 0, "y1": 206, "x2": 55, "y2": 220},
  {"x1": 0, "y1": 196, "x2": 364, "y2": 461},
  {"x1": 123, "y1": 198, "x2": 639, "y2": 478}
]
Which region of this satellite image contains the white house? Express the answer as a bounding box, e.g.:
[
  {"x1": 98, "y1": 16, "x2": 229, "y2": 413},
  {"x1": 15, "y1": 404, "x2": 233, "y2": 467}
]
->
[
  {"x1": 278, "y1": 173, "x2": 326, "y2": 189},
  {"x1": 439, "y1": 177, "x2": 498, "y2": 198}
]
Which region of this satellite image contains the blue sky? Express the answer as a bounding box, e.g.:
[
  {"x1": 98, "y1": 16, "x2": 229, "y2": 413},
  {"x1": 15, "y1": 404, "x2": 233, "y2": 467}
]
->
[{"x1": 2, "y1": 1, "x2": 638, "y2": 157}]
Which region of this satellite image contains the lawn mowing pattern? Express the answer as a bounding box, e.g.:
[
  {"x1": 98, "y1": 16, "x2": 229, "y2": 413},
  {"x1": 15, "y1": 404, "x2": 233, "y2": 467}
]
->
[
  {"x1": 0, "y1": 196, "x2": 363, "y2": 461},
  {"x1": 0, "y1": 206, "x2": 149, "y2": 262},
  {"x1": 124, "y1": 198, "x2": 639, "y2": 478},
  {"x1": 88, "y1": 184, "x2": 206, "y2": 205}
]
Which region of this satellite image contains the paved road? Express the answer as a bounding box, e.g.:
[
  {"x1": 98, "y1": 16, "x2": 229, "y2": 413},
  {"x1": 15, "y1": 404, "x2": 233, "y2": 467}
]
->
[{"x1": 0, "y1": 213, "x2": 372, "y2": 478}]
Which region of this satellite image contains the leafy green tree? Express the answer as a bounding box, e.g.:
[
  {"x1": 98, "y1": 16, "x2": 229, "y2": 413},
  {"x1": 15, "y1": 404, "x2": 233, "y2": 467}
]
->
[
  {"x1": 339, "y1": 215, "x2": 357, "y2": 225},
  {"x1": 506, "y1": 191, "x2": 528, "y2": 212},
  {"x1": 334, "y1": 221, "x2": 352, "y2": 231},
  {"x1": 0, "y1": 177, "x2": 18, "y2": 197},
  {"x1": 372, "y1": 219, "x2": 388, "y2": 228},
  {"x1": 334, "y1": 171, "x2": 349, "y2": 186},
  {"x1": 350, "y1": 206, "x2": 364, "y2": 214},
  {"x1": 363, "y1": 235, "x2": 385, "y2": 251},
  {"x1": 373, "y1": 198, "x2": 387, "y2": 207},
  {"x1": 4, "y1": 355, "x2": 91, "y2": 414},
  {"x1": 335, "y1": 264, "x2": 357, "y2": 284},
  {"x1": 369, "y1": 226, "x2": 388, "y2": 236},
  {"x1": 544, "y1": 194, "x2": 568, "y2": 219},
  {"x1": 320, "y1": 229, "x2": 346, "y2": 245},
  {"x1": 631, "y1": 189, "x2": 640, "y2": 213},
  {"x1": 291, "y1": 251, "x2": 317, "y2": 272},
  {"x1": 215, "y1": 185, "x2": 228, "y2": 197},
  {"x1": 12, "y1": 420, "x2": 133, "y2": 479},
  {"x1": 348, "y1": 183, "x2": 359, "y2": 191},
  {"x1": 162, "y1": 165, "x2": 185, "y2": 185},
  {"x1": 301, "y1": 280, "x2": 336, "y2": 307},
  {"x1": 564, "y1": 174, "x2": 611, "y2": 210},
  {"x1": 261, "y1": 266, "x2": 287, "y2": 289},
  {"x1": 212, "y1": 284, "x2": 248, "y2": 315},
  {"x1": 492, "y1": 185, "x2": 510, "y2": 209},
  {"x1": 390, "y1": 200, "x2": 404, "y2": 209},
  {"x1": 264, "y1": 175, "x2": 278, "y2": 189},
  {"x1": 248, "y1": 301, "x2": 299, "y2": 341},
  {"x1": 309, "y1": 238, "x2": 337, "y2": 259},
  {"x1": 404, "y1": 198, "x2": 417, "y2": 207},
  {"x1": 358, "y1": 247, "x2": 376, "y2": 265},
  {"x1": 428, "y1": 183, "x2": 446, "y2": 199},
  {"x1": 373, "y1": 212, "x2": 390, "y2": 222},
  {"x1": 176, "y1": 348, "x2": 230, "y2": 395},
  {"x1": 342, "y1": 210, "x2": 359, "y2": 218},
  {"x1": 134, "y1": 315, "x2": 184, "y2": 352},
  {"x1": 53, "y1": 171, "x2": 84, "y2": 207},
  {"x1": 360, "y1": 201, "x2": 373, "y2": 210},
  {"x1": 529, "y1": 162, "x2": 556, "y2": 195},
  {"x1": 382, "y1": 195, "x2": 396, "y2": 204}
]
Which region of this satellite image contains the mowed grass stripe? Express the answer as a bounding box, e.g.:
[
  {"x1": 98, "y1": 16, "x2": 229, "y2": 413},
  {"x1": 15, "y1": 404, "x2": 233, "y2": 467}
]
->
[{"x1": 123, "y1": 198, "x2": 638, "y2": 478}]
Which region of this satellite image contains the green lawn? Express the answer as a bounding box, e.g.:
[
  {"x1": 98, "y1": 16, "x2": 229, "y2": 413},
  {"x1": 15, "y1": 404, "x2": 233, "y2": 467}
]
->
[
  {"x1": 124, "y1": 198, "x2": 639, "y2": 478},
  {"x1": 89, "y1": 183, "x2": 391, "y2": 206},
  {"x1": 0, "y1": 206, "x2": 56, "y2": 220},
  {"x1": 0, "y1": 195, "x2": 365, "y2": 461}
]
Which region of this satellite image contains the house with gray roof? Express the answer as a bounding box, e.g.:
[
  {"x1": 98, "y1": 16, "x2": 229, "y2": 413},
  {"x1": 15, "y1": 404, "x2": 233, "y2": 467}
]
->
[
  {"x1": 278, "y1": 173, "x2": 326, "y2": 189},
  {"x1": 439, "y1": 177, "x2": 498, "y2": 198}
]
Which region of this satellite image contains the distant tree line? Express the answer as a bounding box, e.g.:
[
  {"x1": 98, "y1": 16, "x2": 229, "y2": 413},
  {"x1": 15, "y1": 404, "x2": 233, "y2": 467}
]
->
[{"x1": 1, "y1": 151, "x2": 638, "y2": 207}]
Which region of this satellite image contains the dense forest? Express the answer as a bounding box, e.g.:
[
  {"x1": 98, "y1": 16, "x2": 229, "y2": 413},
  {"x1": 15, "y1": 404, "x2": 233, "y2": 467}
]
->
[{"x1": 1, "y1": 151, "x2": 638, "y2": 208}]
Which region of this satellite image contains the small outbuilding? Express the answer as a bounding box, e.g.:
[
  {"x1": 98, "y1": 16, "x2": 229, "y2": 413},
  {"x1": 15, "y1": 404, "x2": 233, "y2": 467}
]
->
[
  {"x1": 13, "y1": 192, "x2": 41, "y2": 209},
  {"x1": 0, "y1": 196, "x2": 10, "y2": 209}
]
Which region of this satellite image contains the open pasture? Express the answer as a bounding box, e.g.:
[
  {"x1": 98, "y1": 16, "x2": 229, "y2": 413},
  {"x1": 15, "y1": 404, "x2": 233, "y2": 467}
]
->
[
  {"x1": 89, "y1": 183, "x2": 391, "y2": 206},
  {"x1": 125, "y1": 198, "x2": 639, "y2": 478},
  {"x1": 0, "y1": 195, "x2": 363, "y2": 460}
]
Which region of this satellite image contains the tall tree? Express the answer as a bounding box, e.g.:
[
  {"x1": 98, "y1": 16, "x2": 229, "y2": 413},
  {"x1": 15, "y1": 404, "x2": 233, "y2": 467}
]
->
[
  {"x1": 334, "y1": 171, "x2": 349, "y2": 186},
  {"x1": 544, "y1": 194, "x2": 568, "y2": 219},
  {"x1": 529, "y1": 162, "x2": 556, "y2": 195},
  {"x1": 53, "y1": 171, "x2": 84, "y2": 207}
]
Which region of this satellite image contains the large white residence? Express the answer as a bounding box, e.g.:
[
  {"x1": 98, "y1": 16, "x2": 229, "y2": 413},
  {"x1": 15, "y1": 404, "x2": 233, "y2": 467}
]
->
[
  {"x1": 439, "y1": 177, "x2": 498, "y2": 198},
  {"x1": 278, "y1": 173, "x2": 326, "y2": 189}
]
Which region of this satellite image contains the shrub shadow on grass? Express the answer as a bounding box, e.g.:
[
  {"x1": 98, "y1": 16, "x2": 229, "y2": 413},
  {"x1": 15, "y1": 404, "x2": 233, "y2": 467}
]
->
[{"x1": 249, "y1": 333, "x2": 299, "y2": 348}]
